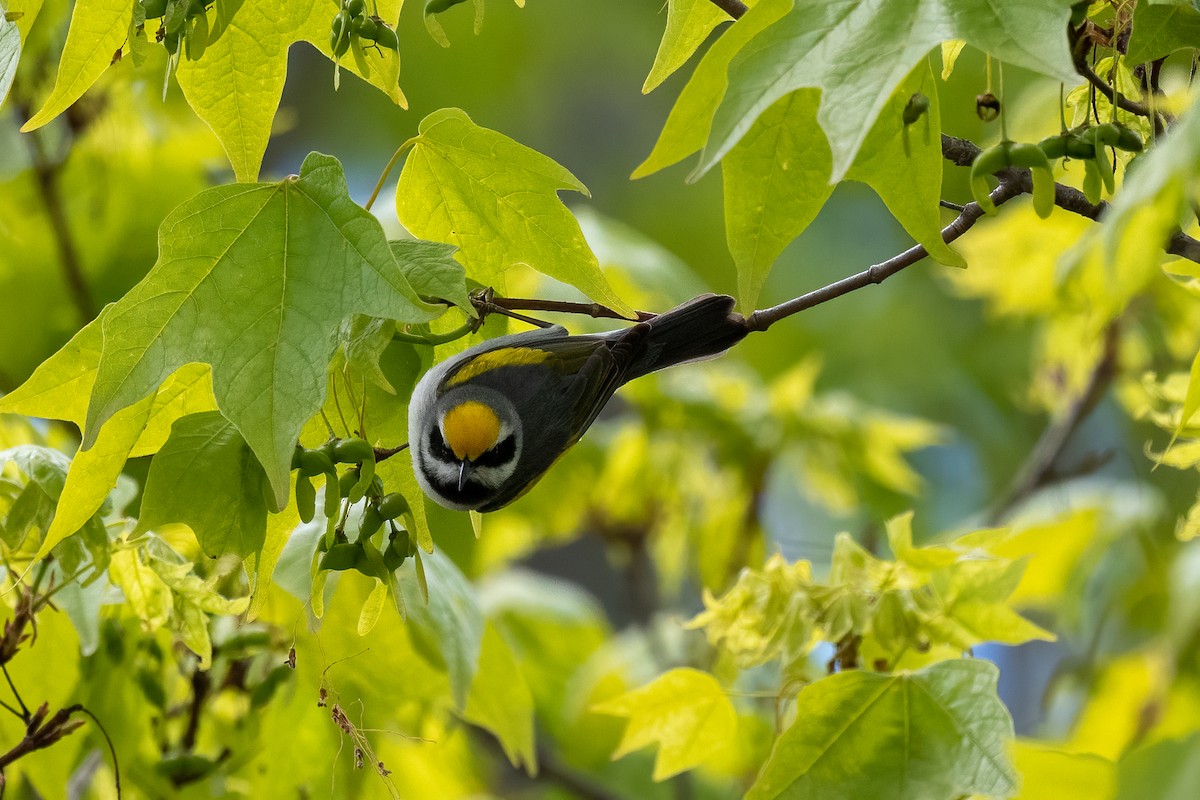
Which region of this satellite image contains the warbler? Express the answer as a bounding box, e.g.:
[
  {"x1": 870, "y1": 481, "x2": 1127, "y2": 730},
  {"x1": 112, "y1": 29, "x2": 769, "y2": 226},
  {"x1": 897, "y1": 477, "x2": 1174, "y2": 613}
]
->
[{"x1": 409, "y1": 293, "x2": 749, "y2": 511}]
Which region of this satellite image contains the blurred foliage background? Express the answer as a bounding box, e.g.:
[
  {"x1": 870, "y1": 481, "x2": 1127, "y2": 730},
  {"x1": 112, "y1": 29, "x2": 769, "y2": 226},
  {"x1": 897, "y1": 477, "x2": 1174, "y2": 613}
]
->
[{"x1": 3, "y1": 0, "x2": 1200, "y2": 797}]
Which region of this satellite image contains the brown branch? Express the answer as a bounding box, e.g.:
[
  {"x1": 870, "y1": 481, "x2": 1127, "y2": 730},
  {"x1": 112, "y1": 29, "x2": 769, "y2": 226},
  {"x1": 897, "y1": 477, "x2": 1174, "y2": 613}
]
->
[
  {"x1": 986, "y1": 323, "x2": 1120, "y2": 524},
  {"x1": 940, "y1": 135, "x2": 1200, "y2": 263},
  {"x1": 20, "y1": 125, "x2": 95, "y2": 326},
  {"x1": 743, "y1": 179, "x2": 1022, "y2": 331},
  {"x1": 487, "y1": 297, "x2": 654, "y2": 322},
  {"x1": 704, "y1": 0, "x2": 748, "y2": 19}
]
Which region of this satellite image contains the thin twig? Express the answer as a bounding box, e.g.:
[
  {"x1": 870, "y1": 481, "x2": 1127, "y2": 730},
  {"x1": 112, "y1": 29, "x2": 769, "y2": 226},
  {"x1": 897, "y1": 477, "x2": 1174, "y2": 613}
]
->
[
  {"x1": 22, "y1": 128, "x2": 94, "y2": 325},
  {"x1": 488, "y1": 297, "x2": 654, "y2": 322},
  {"x1": 743, "y1": 179, "x2": 1022, "y2": 331},
  {"x1": 940, "y1": 135, "x2": 1200, "y2": 263},
  {"x1": 373, "y1": 443, "x2": 408, "y2": 463},
  {"x1": 986, "y1": 323, "x2": 1120, "y2": 524}
]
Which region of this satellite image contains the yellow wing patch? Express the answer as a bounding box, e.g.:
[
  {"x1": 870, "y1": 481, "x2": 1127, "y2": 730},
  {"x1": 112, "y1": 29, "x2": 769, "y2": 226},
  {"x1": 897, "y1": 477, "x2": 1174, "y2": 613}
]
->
[
  {"x1": 446, "y1": 347, "x2": 552, "y2": 386},
  {"x1": 442, "y1": 401, "x2": 502, "y2": 461}
]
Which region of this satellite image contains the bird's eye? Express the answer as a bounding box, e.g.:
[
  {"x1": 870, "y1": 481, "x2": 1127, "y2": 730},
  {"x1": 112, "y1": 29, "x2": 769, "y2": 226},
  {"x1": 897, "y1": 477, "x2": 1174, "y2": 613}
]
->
[
  {"x1": 428, "y1": 426, "x2": 456, "y2": 462},
  {"x1": 472, "y1": 434, "x2": 517, "y2": 468}
]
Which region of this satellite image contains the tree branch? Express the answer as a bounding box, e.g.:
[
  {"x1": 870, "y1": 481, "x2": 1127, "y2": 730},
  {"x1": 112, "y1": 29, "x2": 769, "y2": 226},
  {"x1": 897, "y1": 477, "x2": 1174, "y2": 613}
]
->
[
  {"x1": 940, "y1": 134, "x2": 1200, "y2": 263},
  {"x1": 743, "y1": 179, "x2": 1022, "y2": 331},
  {"x1": 21, "y1": 125, "x2": 95, "y2": 326},
  {"x1": 985, "y1": 323, "x2": 1120, "y2": 524}
]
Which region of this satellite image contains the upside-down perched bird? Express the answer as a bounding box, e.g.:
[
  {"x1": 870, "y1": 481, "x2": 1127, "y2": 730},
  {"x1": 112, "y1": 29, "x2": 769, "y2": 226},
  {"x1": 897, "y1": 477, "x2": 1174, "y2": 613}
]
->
[{"x1": 409, "y1": 293, "x2": 749, "y2": 511}]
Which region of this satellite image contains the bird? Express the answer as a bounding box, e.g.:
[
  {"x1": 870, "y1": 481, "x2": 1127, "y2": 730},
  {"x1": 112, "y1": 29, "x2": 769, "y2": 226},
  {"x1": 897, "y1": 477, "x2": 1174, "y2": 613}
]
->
[{"x1": 409, "y1": 293, "x2": 749, "y2": 512}]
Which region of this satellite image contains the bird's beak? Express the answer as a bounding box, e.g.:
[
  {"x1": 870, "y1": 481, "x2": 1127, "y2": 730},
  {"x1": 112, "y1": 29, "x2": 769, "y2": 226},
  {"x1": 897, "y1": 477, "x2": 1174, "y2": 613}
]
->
[{"x1": 457, "y1": 459, "x2": 473, "y2": 492}]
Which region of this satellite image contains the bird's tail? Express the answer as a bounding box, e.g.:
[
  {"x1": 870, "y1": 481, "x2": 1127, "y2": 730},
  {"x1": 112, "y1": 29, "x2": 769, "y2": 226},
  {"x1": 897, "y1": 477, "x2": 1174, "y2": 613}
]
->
[{"x1": 626, "y1": 293, "x2": 748, "y2": 380}]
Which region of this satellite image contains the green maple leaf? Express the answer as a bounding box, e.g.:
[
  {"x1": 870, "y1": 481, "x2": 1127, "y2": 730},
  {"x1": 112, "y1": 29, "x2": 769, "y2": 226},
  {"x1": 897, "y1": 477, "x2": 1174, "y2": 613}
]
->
[
  {"x1": 746, "y1": 660, "x2": 1017, "y2": 800},
  {"x1": 697, "y1": 0, "x2": 1078, "y2": 180},
  {"x1": 593, "y1": 667, "x2": 738, "y2": 781},
  {"x1": 82, "y1": 152, "x2": 439, "y2": 511},
  {"x1": 19, "y1": 0, "x2": 127, "y2": 131},
  {"x1": 135, "y1": 411, "x2": 269, "y2": 559},
  {"x1": 1127, "y1": 2, "x2": 1200, "y2": 63},
  {"x1": 25, "y1": 0, "x2": 404, "y2": 181},
  {"x1": 396, "y1": 108, "x2": 632, "y2": 316},
  {"x1": 634, "y1": 0, "x2": 793, "y2": 179},
  {"x1": 0, "y1": 316, "x2": 216, "y2": 560},
  {"x1": 723, "y1": 62, "x2": 962, "y2": 311},
  {"x1": 644, "y1": 0, "x2": 742, "y2": 94}
]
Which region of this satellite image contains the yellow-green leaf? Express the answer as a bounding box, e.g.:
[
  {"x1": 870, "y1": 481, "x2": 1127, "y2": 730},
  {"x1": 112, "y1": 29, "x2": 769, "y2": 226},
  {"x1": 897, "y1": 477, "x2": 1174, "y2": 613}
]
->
[
  {"x1": 593, "y1": 667, "x2": 737, "y2": 781},
  {"x1": 463, "y1": 623, "x2": 536, "y2": 772},
  {"x1": 175, "y1": 0, "x2": 308, "y2": 182},
  {"x1": 397, "y1": 108, "x2": 631, "y2": 315},
  {"x1": 634, "y1": 0, "x2": 794, "y2": 179},
  {"x1": 109, "y1": 548, "x2": 173, "y2": 630},
  {"x1": 644, "y1": 0, "x2": 736, "y2": 94},
  {"x1": 21, "y1": 0, "x2": 130, "y2": 131},
  {"x1": 941, "y1": 39, "x2": 965, "y2": 80}
]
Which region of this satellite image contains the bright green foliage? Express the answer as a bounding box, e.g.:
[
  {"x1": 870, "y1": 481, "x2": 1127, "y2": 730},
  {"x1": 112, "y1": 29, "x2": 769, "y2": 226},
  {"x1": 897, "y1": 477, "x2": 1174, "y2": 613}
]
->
[
  {"x1": 1127, "y1": 2, "x2": 1200, "y2": 63},
  {"x1": 1065, "y1": 101, "x2": 1200, "y2": 325},
  {"x1": 0, "y1": 316, "x2": 216, "y2": 560},
  {"x1": 634, "y1": 0, "x2": 794, "y2": 179},
  {"x1": 699, "y1": 0, "x2": 1078, "y2": 180},
  {"x1": 723, "y1": 89, "x2": 831, "y2": 311},
  {"x1": 691, "y1": 513, "x2": 1051, "y2": 671},
  {"x1": 723, "y1": 62, "x2": 962, "y2": 310},
  {"x1": 399, "y1": 548, "x2": 484, "y2": 707},
  {"x1": 80, "y1": 153, "x2": 438, "y2": 509},
  {"x1": 7, "y1": 2, "x2": 1200, "y2": 798},
  {"x1": 687, "y1": 554, "x2": 813, "y2": 668},
  {"x1": 1001, "y1": 741, "x2": 1115, "y2": 800},
  {"x1": 396, "y1": 108, "x2": 632, "y2": 316},
  {"x1": 463, "y1": 622, "x2": 537, "y2": 771},
  {"x1": 745, "y1": 660, "x2": 1017, "y2": 800},
  {"x1": 593, "y1": 667, "x2": 737, "y2": 781},
  {"x1": 174, "y1": 0, "x2": 313, "y2": 182},
  {"x1": 135, "y1": 411, "x2": 268, "y2": 558},
  {"x1": 20, "y1": 0, "x2": 129, "y2": 131},
  {"x1": 643, "y1": 0, "x2": 738, "y2": 94},
  {"x1": 1116, "y1": 733, "x2": 1200, "y2": 800}
]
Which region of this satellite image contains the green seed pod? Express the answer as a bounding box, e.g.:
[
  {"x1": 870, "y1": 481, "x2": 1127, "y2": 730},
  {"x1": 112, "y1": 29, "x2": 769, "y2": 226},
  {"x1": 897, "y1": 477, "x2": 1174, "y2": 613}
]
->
[
  {"x1": 373, "y1": 22, "x2": 398, "y2": 50},
  {"x1": 323, "y1": 470, "x2": 342, "y2": 520},
  {"x1": 345, "y1": 0, "x2": 366, "y2": 16},
  {"x1": 296, "y1": 474, "x2": 316, "y2": 524},
  {"x1": 360, "y1": 505, "x2": 384, "y2": 540},
  {"x1": 902, "y1": 93, "x2": 929, "y2": 126},
  {"x1": 297, "y1": 449, "x2": 336, "y2": 478},
  {"x1": 330, "y1": 10, "x2": 352, "y2": 57},
  {"x1": 1114, "y1": 126, "x2": 1144, "y2": 153},
  {"x1": 1082, "y1": 158, "x2": 1103, "y2": 204},
  {"x1": 968, "y1": 143, "x2": 1010, "y2": 215},
  {"x1": 1037, "y1": 135, "x2": 1068, "y2": 160},
  {"x1": 339, "y1": 469, "x2": 359, "y2": 498},
  {"x1": 1081, "y1": 128, "x2": 1116, "y2": 194},
  {"x1": 378, "y1": 492, "x2": 410, "y2": 520},
  {"x1": 1003, "y1": 142, "x2": 1056, "y2": 219},
  {"x1": 333, "y1": 437, "x2": 374, "y2": 464},
  {"x1": 349, "y1": 458, "x2": 375, "y2": 503},
  {"x1": 353, "y1": 15, "x2": 380, "y2": 40},
  {"x1": 320, "y1": 542, "x2": 365, "y2": 572},
  {"x1": 142, "y1": 0, "x2": 168, "y2": 19},
  {"x1": 163, "y1": 30, "x2": 181, "y2": 55},
  {"x1": 382, "y1": 525, "x2": 410, "y2": 571}
]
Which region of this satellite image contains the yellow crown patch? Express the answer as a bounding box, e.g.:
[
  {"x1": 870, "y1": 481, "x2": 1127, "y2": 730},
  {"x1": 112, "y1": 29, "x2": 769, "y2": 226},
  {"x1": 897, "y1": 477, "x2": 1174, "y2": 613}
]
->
[{"x1": 442, "y1": 401, "x2": 501, "y2": 461}]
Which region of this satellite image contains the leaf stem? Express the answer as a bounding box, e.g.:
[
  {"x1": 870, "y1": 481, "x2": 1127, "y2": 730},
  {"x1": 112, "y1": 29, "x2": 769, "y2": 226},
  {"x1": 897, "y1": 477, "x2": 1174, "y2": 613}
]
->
[
  {"x1": 703, "y1": 0, "x2": 747, "y2": 19},
  {"x1": 365, "y1": 139, "x2": 416, "y2": 212}
]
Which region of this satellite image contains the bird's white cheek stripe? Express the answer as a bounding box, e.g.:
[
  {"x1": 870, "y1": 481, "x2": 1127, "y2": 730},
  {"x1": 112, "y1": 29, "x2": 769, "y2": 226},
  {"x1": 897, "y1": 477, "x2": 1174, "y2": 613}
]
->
[{"x1": 426, "y1": 458, "x2": 461, "y2": 485}]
